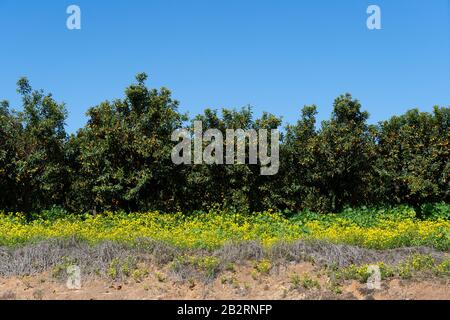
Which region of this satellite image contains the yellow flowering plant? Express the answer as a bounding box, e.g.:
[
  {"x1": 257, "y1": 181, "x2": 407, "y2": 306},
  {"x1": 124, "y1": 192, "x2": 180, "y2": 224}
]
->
[{"x1": 0, "y1": 209, "x2": 448, "y2": 250}]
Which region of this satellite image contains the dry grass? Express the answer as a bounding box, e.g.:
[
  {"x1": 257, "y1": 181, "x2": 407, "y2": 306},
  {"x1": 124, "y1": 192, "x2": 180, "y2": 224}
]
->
[
  {"x1": 269, "y1": 240, "x2": 446, "y2": 268},
  {"x1": 0, "y1": 239, "x2": 448, "y2": 282}
]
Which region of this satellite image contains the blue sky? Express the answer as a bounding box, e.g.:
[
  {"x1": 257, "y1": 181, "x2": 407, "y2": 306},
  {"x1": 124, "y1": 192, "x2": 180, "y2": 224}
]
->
[{"x1": 1, "y1": 0, "x2": 449, "y2": 133}]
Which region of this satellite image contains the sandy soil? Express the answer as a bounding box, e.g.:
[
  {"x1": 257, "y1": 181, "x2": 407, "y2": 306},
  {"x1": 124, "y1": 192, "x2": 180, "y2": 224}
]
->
[{"x1": 0, "y1": 262, "x2": 448, "y2": 300}]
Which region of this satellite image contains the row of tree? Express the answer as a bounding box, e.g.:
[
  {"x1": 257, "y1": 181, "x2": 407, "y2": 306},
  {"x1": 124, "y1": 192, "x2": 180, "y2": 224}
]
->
[{"x1": 1, "y1": 74, "x2": 449, "y2": 214}]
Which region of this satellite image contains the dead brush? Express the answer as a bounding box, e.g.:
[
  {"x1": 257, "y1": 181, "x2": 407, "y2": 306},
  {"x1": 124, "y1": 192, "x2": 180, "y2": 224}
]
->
[
  {"x1": 0, "y1": 238, "x2": 448, "y2": 285},
  {"x1": 269, "y1": 240, "x2": 448, "y2": 268}
]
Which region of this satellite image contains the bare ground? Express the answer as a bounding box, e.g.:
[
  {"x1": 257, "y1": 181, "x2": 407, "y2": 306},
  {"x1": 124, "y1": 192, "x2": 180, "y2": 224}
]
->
[
  {"x1": 0, "y1": 261, "x2": 449, "y2": 300},
  {"x1": 0, "y1": 240, "x2": 448, "y2": 300}
]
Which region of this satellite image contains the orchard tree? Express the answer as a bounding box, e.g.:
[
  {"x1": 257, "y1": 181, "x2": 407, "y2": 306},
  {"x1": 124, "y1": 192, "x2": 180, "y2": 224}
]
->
[
  {"x1": 311, "y1": 94, "x2": 376, "y2": 212},
  {"x1": 14, "y1": 78, "x2": 68, "y2": 212},
  {"x1": 278, "y1": 105, "x2": 319, "y2": 211},
  {"x1": 376, "y1": 107, "x2": 450, "y2": 206},
  {"x1": 183, "y1": 106, "x2": 282, "y2": 213},
  {"x1": 0, "y1": 100, "x2": 21, "y2": 210},
  {"x1": 71, "y1": 73, "x2": 186, "y2": 213}
]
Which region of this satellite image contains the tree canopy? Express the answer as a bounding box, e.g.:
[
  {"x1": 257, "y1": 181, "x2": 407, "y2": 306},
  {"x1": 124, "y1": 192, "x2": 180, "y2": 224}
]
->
[{"x1": 1, "y1": 74, "x2": 448, "y2": 214}]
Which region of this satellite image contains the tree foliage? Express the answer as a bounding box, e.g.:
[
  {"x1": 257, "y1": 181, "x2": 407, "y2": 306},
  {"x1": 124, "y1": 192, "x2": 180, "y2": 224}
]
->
[
  {"x1": 1, "y1": 78, "x2": 67, "y2": 213},
  {"x1": 0, "y1": 75, "x2": 448, "y2": 214}
]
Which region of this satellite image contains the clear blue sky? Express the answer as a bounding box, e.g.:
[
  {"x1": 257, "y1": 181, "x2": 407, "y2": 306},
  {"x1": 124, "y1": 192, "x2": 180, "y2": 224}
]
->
[{"x1": 1, "y1": 0, "x2": 449, "y2": 133}]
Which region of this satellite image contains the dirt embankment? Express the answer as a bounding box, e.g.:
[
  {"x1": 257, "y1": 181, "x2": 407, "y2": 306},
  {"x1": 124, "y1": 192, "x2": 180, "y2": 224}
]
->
[{"x1": 1, "y1": 261, "x2": 449, "y2": 300}]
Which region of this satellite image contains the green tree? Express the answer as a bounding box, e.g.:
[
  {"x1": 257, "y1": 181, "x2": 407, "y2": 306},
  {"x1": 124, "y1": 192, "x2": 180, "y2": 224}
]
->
[
  {"x1": 12, "y1": 78, "x2": 68, "y2": 212},
  {"x1": 278, "y1": 105, "x2": 319, "y2": 211},
  {"x1": 70, "y1": 73, "x2": 186, "y2": 213},
  {"x1": 1, "y1": 74, "x2": 448, "y2": 215},
  {"x1": 311, "y1": 94, "x2": 376, "y2": 212},
  {"x1": 183, "y1": 106, "x2": 282, "y2": 213},
  {"x1": 0, "y1": 100, "x2": 21, "y2": 211},
  {"x1": 376, "y1": 107, "x2": 450, "y2": 206}
]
